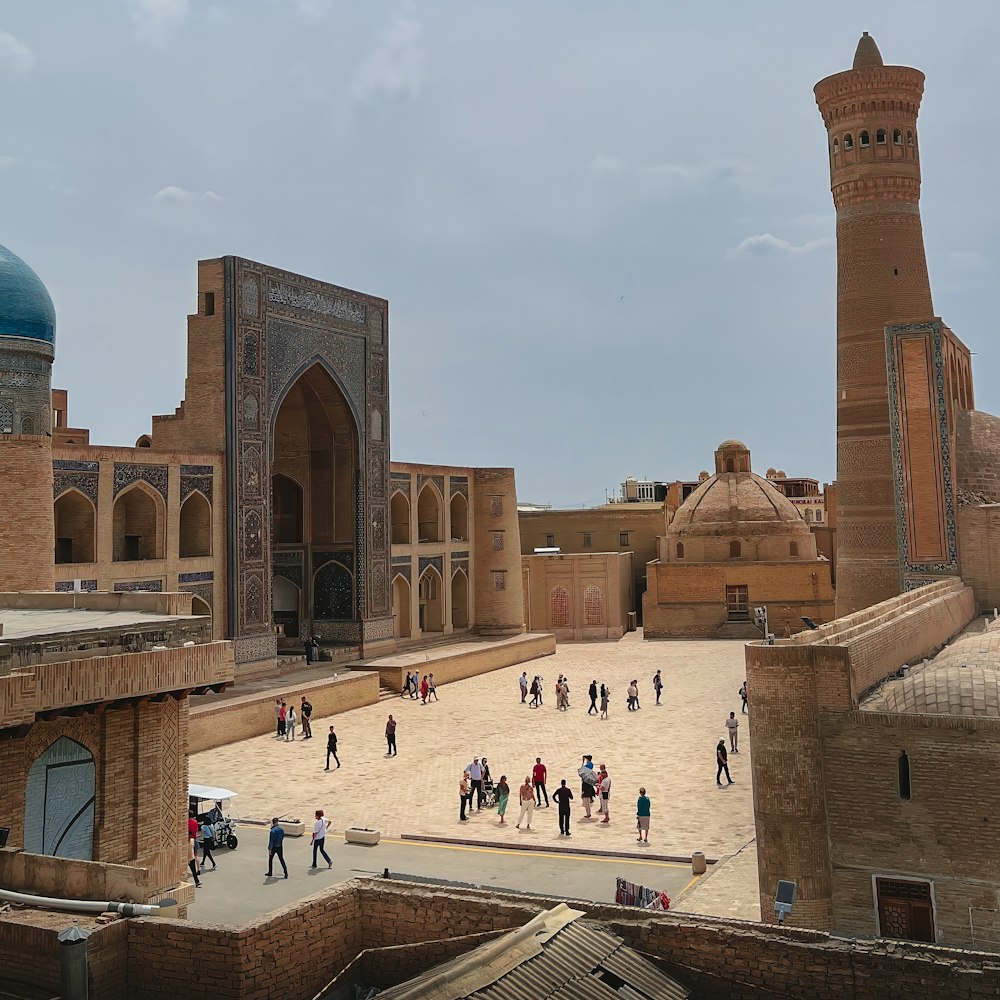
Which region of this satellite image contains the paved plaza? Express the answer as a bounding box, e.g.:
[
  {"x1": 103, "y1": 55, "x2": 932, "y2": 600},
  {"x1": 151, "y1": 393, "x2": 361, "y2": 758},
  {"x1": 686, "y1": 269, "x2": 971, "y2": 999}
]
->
[
  {"x1": 192, "y1": 632, "x2": 756, "y2": 869},
  {"x1": 187, "y1": 827, "x2": 699, "y2": 925}
]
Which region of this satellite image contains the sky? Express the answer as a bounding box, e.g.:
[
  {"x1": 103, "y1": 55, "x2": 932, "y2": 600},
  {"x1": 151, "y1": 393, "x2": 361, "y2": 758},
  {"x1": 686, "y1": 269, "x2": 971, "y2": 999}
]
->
[{"x1": 3, "y1": 1, "x2": 1000, "y2": 508}]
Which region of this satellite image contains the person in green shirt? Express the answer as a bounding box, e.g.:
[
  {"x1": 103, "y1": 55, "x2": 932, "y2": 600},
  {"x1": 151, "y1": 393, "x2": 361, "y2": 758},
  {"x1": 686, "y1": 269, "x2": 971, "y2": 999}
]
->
[{"x1": 636, "y1": 787, "x2": 651, "y2": 843}]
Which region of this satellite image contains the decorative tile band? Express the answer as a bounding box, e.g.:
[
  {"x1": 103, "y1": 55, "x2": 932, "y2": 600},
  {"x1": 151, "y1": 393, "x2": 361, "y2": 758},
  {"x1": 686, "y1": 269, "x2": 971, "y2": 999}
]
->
[
  {"x1": 55, "y1": 579, "x2": 97, "y2": 592},
  {"x1": 53, "y1": 460, "x2": 99, "y2": 473},
  {"x1": 180, "y1": 465, "x2": 214, "y2": 476},
  {"x1": 113, "y1": 579, "x2": 163, "y2": 593},
  {"x1": 178, "y1": 571, "x2": 214, "y2": 583}
]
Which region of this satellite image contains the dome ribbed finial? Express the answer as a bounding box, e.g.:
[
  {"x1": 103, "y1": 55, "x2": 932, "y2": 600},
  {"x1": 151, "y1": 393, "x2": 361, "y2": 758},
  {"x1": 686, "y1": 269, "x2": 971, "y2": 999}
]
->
[{"x1": 853, "y1": 31, "x2": 883, "y2": 69}]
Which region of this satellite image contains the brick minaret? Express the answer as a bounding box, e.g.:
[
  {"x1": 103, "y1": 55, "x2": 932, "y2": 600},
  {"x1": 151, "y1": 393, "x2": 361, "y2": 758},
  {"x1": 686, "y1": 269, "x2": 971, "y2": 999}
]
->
[{"x1": 815, "y1": 33, "x2": 933, "y2": 616}]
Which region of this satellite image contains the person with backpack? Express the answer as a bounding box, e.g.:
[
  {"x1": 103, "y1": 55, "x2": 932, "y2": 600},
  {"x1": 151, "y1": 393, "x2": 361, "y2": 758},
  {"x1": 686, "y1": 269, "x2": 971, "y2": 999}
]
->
[
  {"x1": 578, "y1": 755, "x2": 598, "y2": 819},
  {"x1": 300, "y1": 696, "x2": 313, "y2": 739},
  {"x1": 199, "y1": 818, "x2": 218, "y2": 871}
]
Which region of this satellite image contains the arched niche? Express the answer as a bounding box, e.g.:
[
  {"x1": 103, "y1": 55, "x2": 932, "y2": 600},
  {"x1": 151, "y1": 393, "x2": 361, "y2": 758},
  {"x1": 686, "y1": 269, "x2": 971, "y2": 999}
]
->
[
  {"x1": 179, "y1": 491, "x2": 212, "y2": 558},
  {"x1": 391, "y1": 491, "x2": 410, "y2": 544},
  {"x1": 392, "y1": 574, "x2": 411, "y2": 639},
  {"x1": 449, "y1": 492, "x2": 468, "y2": 541},
  {"x1": 24, "y1": 737, "x2": 95, "y2": 860},
  {"x1": 451, "y1": 568, "x2": 469, "y2": 629},
  {"x1": 112, "y1": 483, "x2": 164, "y2": 561},
  {"x1": 54, "y1": 489, "x2": 96, "y2": 564},
  {"x1": 417, "y1": 484, "x2": 442, "y2": 543}
]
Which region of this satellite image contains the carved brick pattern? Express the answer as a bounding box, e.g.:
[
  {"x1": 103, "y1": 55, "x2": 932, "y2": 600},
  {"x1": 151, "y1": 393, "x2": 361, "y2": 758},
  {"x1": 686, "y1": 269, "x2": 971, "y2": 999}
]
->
[
  {"x1": 312, "y1": 620, "x2": 362, "y2": 643},
  {"x1": 550, "y1": 586, "x2": 570, "y2": 627},
  {"x1": 389, "y1": 475, "x2": 410, "y2": 499},
  {"x1": 836, "y1": 479, "x2": 891, "y2": 508},
  {"x1": 55, "y1": 580, "x2": 97, "y2": 592},
  {"x1": 490, "y1": 496, "x2": 503, "y2": 517},
  {"x1": 315, "y1": 551, "x2": 354, "y2": 574},
  {"x1": 113, "y1": 464, "x2": 168, "y2": 502},
  {"x1": 492, "y1": 531, "x2": 505, "y2": 551},
  {"x1": 113, "y1": 580, "x2": 163, "y2": 593},
  {"x1": 242, "y1": 392, "x2": 259, "y2": 431},
  {"x1": 242, "y1": 443, "x2": 262, "y2": 499},
  {"x1": 158, "y1": 703, "x2": 180, "y2": 858},
  {"x1": 244, "y1": 509, "x2": 264, "y2": 561},
  {"x1": 417, "y1": 475, "x2": 445, "y2": 497},
  {"x1": 367, "y1": 308, "x2": 383, "y2": 343},
  {"x1": 54, "y1": 472, "x2": 98, "y2": 504},
  {"x1": 839, "y1": 520, "x2": 897, "y2": 552},
  {"x1": 838, "y1": 438, "x2": 892, "y2": 478},
  {"x1": 838, "y1": 342, "x2": 885, "y2": 385},
  {"x1": 242, "y1": 277, "x2": 260, "y2": 319},
  {"x1": 392, "y1": 563, "x2": 411, "y2": 583},
  {"x1": 244, "y1": 573, "x2": 264, "y2": 625},
  {"x1": 450, "y1": 477, "x2": 468, "y2": 498},
  {"x1": 493, "y1": 570, "x2": 506, "y2": 591},
  {"x1": 234, "y1": 634, "x2": 277, "y2": 664},
  {"x1": 584, "y1": 585, "x2": 605, "y2": 627}
]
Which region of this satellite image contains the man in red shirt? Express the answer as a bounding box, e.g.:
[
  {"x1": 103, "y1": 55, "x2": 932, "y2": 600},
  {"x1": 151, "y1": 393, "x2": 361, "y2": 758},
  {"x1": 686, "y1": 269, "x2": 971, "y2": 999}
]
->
[
  {"x1": 532, "y1": 757, "x2": 549, "y2": 807},
  {"x1": 188, "y1": 810, "x2": 199, "y2": 840}
]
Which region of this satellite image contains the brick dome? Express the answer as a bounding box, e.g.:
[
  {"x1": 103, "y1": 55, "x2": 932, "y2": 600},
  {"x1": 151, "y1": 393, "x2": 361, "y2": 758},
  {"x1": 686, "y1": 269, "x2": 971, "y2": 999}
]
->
[{"x1": 665, "y1": 443, "x2": 815, "y2": 563}]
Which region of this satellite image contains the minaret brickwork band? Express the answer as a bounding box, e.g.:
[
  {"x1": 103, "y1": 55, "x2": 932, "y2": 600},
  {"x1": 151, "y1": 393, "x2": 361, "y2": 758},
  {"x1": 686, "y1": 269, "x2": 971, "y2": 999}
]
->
[{"x1": 815, "y1": 32, "x2": 934, "y2": 616}]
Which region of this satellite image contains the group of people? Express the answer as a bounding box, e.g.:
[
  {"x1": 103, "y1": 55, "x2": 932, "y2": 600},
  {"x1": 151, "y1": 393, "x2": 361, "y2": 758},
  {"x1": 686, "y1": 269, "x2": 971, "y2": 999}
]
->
[
  {"x1": 716, "y1": 679, "x2": 749, "y2": 786},
  {"x1": 186, "y1": 810, "x2": 219, "y2": 888},
  {"x1": 273, "y1": 696, "x2": 314, "y2": 741},
  {"x1": 456, "y1": 754, "x2": 651, "y2": 842},
  {"x1": 522, "y1": 670, "x2": 669, "y2": 717},
  {"x1": 401, "y1": 670, "x2": 439, "y2": 704},
  {"x1": 264, "y1": 810, "x2": 334, "y2": 878}
]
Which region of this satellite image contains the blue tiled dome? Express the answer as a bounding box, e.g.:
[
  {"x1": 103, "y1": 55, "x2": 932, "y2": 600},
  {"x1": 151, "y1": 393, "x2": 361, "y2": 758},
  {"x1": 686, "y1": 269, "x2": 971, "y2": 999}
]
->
[{"x1": 0, "y1": 244, "x2": 56, "y2": 346}]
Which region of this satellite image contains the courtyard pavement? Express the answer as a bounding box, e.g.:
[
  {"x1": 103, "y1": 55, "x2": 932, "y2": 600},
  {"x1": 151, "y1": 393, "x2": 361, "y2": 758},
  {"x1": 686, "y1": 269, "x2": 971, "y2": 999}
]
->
[
  {"x1": 187, "y1": 827, "x2": 700, "y2": 925},
  {"x1": 191, "y1": 632, "x2": 756, "y2": 868}
]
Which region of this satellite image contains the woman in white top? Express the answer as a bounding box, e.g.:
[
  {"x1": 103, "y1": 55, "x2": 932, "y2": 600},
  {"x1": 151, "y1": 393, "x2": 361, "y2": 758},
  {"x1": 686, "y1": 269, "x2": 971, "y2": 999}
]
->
[
  {"x1": 311, "y1": 809, "x2": 332, "y2": 868},
  {"x1": 285, "y1": 705, "x2": 297, "y2": 741}
]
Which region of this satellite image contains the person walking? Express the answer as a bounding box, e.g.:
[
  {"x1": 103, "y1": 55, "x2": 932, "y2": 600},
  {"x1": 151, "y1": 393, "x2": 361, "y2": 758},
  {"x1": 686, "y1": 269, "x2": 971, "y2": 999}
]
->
[
  {"x1": 304, "y1": 635, "x2": 314, "y2": 665},
  {"x1": 274, "y1": 698, "x2": 283, "y2": 736},
  {"x1": 459, "y1": 771, "x2": 471, "y2": 821},
  {"x1": 420, "y1": 675, "x2": 430, "y2": 704},
  {"x1": 278, "y1": 700, "x2": 287, "y2": 737},
  {"x1": 598, "y1": 765, "x2": 611, "y2": 823},
  {"x1": 401, "y1": 672, "x2": 412, "y2": 699},
  {"x1": 627, "y1": 680, "x2": 640, "y2": 711},
  {"x1": 553, "y1": 779, "x2": 574, "y2": 836},
  {"x1": 532, "y1": 757, "x2": 549, "y2": 807},
  {"x1": 739, "y1": 681, "x2": 748, "y2": 714},
  {"x1": 300, "y1": 696, "x2": 313, "y2": 739},
  {"x1": 187, "y1": 834, "x2": 202, "y2": 888},
  {"x1": 588, "y1": 679, "x2": 598, "y2": 715},
  {"x1": 199, "y1": 818, "x2": 218, "y2": 871},
  {"x1": 716, "y1": 739, "x2": 734, "y2": 785},
  {"x1": 653, "y1": 670, "x2": 664, "y2": 706},
  {"x1": 515, "y1": 776, "x2": 535, "y2": 830},
  {"x1": 410, "y1": 670, "x2": 419, "y2": 699},
  {"x1": 385, "y1": 715, "x2": 397, "y2": 756},
  {"x1": 560, "y1": 677, "x2": 571, "y2": 710},
  {"x1": 310, "y1": 810, "x2": 333, "y2": 869},
  {"x1": 285, "y1": 704, "x2": 297, "y2": 741},
  {"x1": 519, "y1": 671, "x2": 529, "y2": 703},
  {"x1": 529, "y1": 676, "x2": 540, "y2": 709},
  {"x1": 496, "y1": 775, "x2": 510, "y2": 824},
  {"x1": 726, "y1": 711, "x2": 740, "y2": 753},
  {"x1": 636, "y1": 787, "x2": 651, "y2": 843},
  {"x1": 266, "y1": 817, "x2": 288, "y2": 878},
  {"x1": 467, "y1": 757, "x2": 484, "y2": 810},
  {"x1": 537, "y1": 676, "x2": 544, "y2": 707},
  {"x1": 429, "y1": 673, "x2": 438, "y2": 701},
  {"x1": 325, "y1": 725, "x2": 340, "y2": 770},
  {"x1": 600, "y1": 684, "x2": 610, "y2": 719}
]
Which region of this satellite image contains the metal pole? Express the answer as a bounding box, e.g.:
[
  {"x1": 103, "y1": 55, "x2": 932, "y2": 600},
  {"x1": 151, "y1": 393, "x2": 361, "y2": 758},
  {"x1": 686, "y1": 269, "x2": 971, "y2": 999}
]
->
[{"x1": 58, "y1": 926, "x2": 91, "y2": 1000}]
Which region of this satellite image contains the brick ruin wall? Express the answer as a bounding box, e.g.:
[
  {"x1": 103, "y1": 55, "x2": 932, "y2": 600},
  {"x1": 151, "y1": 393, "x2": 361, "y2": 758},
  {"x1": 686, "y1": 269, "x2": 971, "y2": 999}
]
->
[{"x1": 8, "y1": 879, "x2": 998, "y2": 1000}]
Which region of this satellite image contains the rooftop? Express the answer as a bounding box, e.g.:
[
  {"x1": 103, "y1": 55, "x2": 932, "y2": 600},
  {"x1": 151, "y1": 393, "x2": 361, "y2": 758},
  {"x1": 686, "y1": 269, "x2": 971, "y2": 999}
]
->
[{"x1": 0, "y1": 606, "x2": 202, "y2": 642}]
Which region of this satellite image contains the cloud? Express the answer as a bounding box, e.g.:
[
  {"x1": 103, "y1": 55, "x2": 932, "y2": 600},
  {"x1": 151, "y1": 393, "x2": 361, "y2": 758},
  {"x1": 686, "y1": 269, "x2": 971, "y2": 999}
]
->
[
  {"x1": 293, "y1": 0, "x2": 331, "y2": 21},
  {"x1": 590, "y1": 154, "x2": 751, "y2": 198},
  {"x1": 0, "y1": 156, "x2": 15, "y2": 168},
  {"x1": 131, "y1": 0, "x2": 189, "y2": 45},
  {"x1": 350, "y1": 16, "x2": 423, "y2": 106},
  {"x1": 151, "y1": 186, "x2": 221, "y2": 203},
  {"x1": 727, "y1": 232, "x2": 833, "y2": 259},
  {"x1": 0, "y1": 32, "x2": 36, "y2": 78}
]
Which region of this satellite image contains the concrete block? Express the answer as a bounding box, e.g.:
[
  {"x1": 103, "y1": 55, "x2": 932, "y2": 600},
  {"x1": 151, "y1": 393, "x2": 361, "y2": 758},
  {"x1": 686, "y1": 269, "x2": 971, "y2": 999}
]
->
[
  {"x1": 279, "y1": 821, "x2": 305, "y2": 837},
  {"x1": 344, "y1": 827, "x2": 380, "y2": 845}
]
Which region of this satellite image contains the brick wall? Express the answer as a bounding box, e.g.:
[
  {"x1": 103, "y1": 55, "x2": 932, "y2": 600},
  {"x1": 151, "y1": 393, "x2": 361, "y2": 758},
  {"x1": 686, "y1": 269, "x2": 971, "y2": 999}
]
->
[
  {"x1": 958, "y1": 505, "x2": 1000, "y2": 611},
  {"x1": 188, "y1": 670, "x2": 379, "y2": 753},
  {"x1": 956, "y1": 409, "x2": 1000, "y2": 503},
  {"x1": 0, "y1": 435, "x2": 55, "y2": 592}
]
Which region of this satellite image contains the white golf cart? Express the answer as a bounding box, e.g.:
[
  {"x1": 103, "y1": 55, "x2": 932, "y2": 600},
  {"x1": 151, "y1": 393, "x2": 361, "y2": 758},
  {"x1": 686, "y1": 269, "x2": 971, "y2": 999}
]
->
[{"x1": 188, "y1": 783, "x2": 240, "y2": 850}]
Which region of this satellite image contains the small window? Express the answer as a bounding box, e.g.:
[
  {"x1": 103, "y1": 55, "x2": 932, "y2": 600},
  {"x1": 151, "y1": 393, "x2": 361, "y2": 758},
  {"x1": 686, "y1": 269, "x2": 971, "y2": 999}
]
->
[
  {"x1": 545, "y1": 534, "x2": 554, "y2": 548},
  {"x1": 876, "y1": 128, "x2": 887, "y2": 145},
  {"x1": 832, "y1": 137, "x2": 839, "y2": 154},
  {"x1": 859, "y1": 130, "x2": 870, "y2": 147},
  {"x1": 676, "y1": 542, "x2": 684, "y2": 560},
  {"x1": 725, "y1": 458, "x2": 735, "y2": 473},
  {"x1": 205, "y1": 292, "x2": 216, "y2": 316},
  {"x1": 898, "y1": 751, "x2": 911, "y2": 800},
  {"x1": 844, "y1": 133, "x2": 854, "y2": 150},
  {"x1": 729, "y1": 540, "x2": 741, "y2": 559},
  {"x1": 582, "y1": 532, "x2": 591, "y2": 548},
  {"x1": 619, "y1": 532, "x2": 629, "y2": 547},
  {"x1": 805, "y1": 509, "x2": 813, "y2": 523},
  {"x1": 893, "y1": 129, "x2": 902, "y2": 145},
  {"x1": 907, "y1": 130, "x2": 913, "y2": 146},
  {"x1": 815, "y1": 510, "x2": 823, "y2": 523},
  {"x1": 789, "y1": 541, "x2": 798, "y2": 557}
]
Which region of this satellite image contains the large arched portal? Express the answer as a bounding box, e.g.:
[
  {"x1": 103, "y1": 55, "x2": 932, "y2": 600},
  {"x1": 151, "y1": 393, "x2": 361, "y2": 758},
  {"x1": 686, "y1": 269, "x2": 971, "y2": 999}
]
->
[{"x1": 272, "y1": 364, "x2": 359, "y2": 640}]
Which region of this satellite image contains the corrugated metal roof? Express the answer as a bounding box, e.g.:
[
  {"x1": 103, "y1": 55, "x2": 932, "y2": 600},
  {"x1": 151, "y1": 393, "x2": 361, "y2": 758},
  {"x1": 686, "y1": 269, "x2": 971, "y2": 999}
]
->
[{"x1": 374, "y1": 907, "x2": 690, "y2": 1000}]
